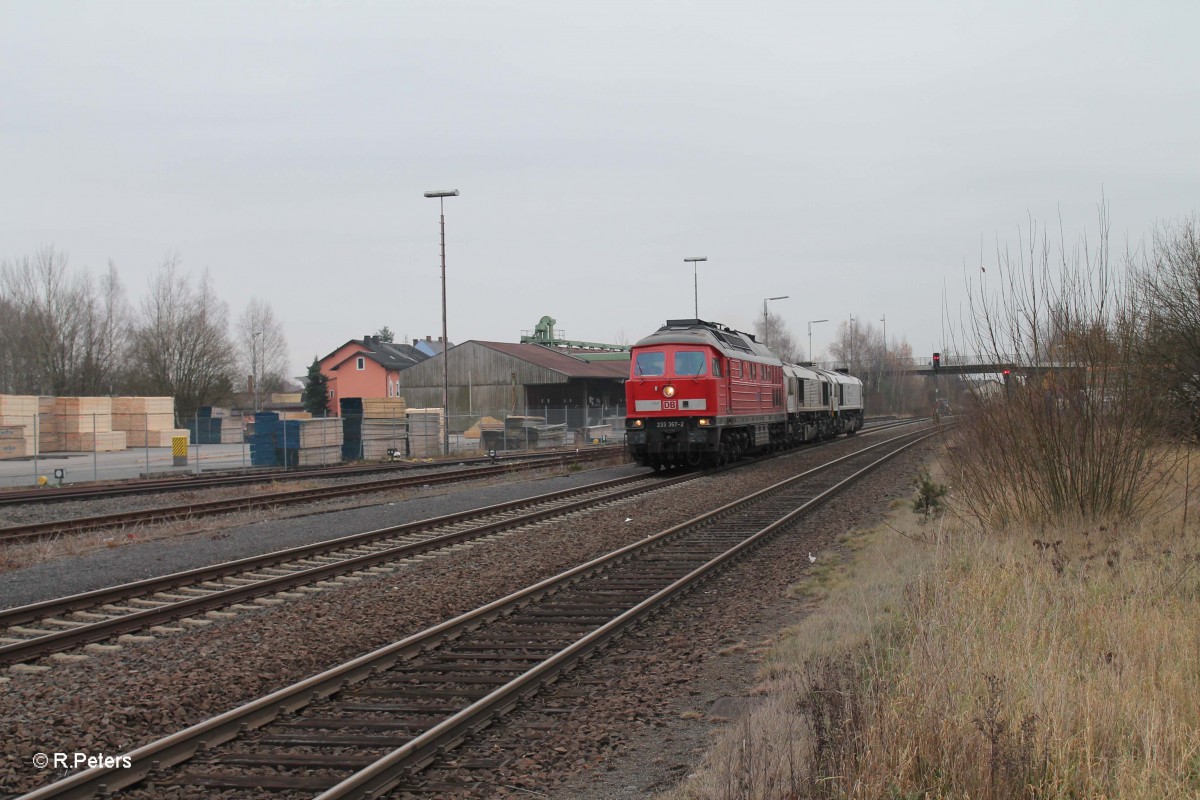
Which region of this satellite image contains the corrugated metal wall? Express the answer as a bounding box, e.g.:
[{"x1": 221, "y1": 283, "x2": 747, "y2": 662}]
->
[{"x1": 396, "y1": 342, "x2": 571, "y2": 423}]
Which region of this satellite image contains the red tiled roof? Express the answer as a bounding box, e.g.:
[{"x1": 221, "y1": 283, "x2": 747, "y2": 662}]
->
[{"x1": 474, "y1": 342, "x2": 629, "y2": 379}]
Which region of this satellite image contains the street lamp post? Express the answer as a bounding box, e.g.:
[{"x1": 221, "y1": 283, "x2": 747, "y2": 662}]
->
[
  {"x1": 762, "y1": 296, "x2": 788, "y2": 349},
  {"x1": 683, "y1": 257, "x2": 707, "y2": 318},
  {"x1": 807, "y1": 319, "x2": 828, "y2": 363},
  {"x1": 424, "y1": 189, "x2": 459, "y2": 457}
]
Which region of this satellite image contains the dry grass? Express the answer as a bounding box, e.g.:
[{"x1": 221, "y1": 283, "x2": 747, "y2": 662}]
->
[{"x1": 662, "y1": 451, "x2": 1200, "y2": 799}]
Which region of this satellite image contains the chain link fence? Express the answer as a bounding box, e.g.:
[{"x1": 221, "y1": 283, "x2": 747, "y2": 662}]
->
[{"x1": 0, "y1": 405, "x2": 627, "y2": 487}]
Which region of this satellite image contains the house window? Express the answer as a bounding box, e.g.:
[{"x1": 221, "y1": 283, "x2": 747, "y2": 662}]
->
[
  {"x1": 387, "y1": 382, "x2": 393, "y2": 398},
  {"x1": 328, "y1": 389, "x2": 333, "y2": 398},
  {"x1": 357, "y1": 357, "x2": 365, "y2": 370}
]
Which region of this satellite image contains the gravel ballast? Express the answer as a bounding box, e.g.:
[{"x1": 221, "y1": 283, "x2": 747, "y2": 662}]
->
[
  {"x1": 0, "y1": 429, "x2": 934, "y2": 797},
  {"x1": 0, "y1": 460, "x2": 642, "y2": 609}
]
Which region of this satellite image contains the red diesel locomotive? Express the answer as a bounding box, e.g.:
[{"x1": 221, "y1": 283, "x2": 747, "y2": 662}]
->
[{"x1": 624, "y1": 319, "x2": 864, "y2": 469}]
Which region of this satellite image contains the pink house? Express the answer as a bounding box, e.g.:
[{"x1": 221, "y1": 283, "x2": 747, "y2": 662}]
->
[{"x1": 318, "y1": 335, "x2": 434, "y2": 416}]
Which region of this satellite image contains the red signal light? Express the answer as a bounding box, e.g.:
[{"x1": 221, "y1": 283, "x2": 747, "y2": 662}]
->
[{"x1": 932, "y1": 352, "x2": 941, "y2": 371}]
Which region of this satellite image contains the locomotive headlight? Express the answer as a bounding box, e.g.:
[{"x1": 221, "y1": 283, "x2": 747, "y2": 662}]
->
[
  {"x1": 663, "y1": 385, "x2": 676, "y2": 398},
  {"x1": 629, "y1": 419, "x2": 644, "y2": 428},
  {"x1": 697, "y1": 417, "x2": 711, "y2": 426}
]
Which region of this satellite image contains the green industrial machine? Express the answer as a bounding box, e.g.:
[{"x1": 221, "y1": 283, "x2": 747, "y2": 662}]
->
[{"x1": 519, "y1": 315, "x2": 630, "y2": 359}]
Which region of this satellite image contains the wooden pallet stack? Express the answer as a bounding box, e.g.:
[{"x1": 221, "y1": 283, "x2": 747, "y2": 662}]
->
[
  {"x1": 406, "y1": 408, "x2": 445, "y2": 457},
  {"x1": 55, "y1": 396, "x2": 127, "y2": 451},
  {"x1": 289, "y1": 417, "x2": 343, "y2": 466},
  {"x1": 506, "y1": 416, "x2": 566, "y2": 449},
  {"x1": 361, "y1": 398, "x2": 408, "y2": 460},
  {"x1": 112, "y1": 396, "x2": 189, "y2": 447},
  {"x1": 249, "y1": 413, "x2": 342, "y2": 467},
  {"x1": 190, "y1": 406, "x2": 245, "y2": 444},
  {"x1": 0, "y1": 424, "x2": 29, "y2": 459},
  {"x1": 37, "y1": 396, "x2": 59, "y2": 453},
  {"x1": 0, "y1": 395, "x2": 38, "y2": 459}
]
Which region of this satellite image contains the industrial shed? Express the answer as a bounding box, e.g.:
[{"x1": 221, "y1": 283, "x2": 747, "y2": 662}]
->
[{"x1": 394, "y1": 341, "x2": 629, "y2": 431}]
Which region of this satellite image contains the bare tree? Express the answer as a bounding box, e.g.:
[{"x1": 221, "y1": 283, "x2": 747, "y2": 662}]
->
[
  {"x1": 828, "y1": 319, "x2": 874, "y2": 375},
  {"x1": 126, "y1": 256, "x2": 236, "y2": 422},
  {"x1": 0, "y1": 247, "x2": 128, "y2": 395},
  {"x1": 947, "y1": 207, "x2": 1173, "y2": 525},
  {"x1": 236, "y1": 299, "x2": 290, "y2": 404},
  {"x1": 754, "y1": 311, "x2": 803, "y2": 363},
  {"x1": 1133, "y1": 215, "x2": 1200, "y2": 439},
  {"x1": 827, "y1": 320, "x2": 924, "y2": 414}
]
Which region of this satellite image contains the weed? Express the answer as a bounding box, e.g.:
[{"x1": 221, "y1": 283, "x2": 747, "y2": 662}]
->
[{"x1": 911, "y1": 468, "x2": 949, "y2": 522}]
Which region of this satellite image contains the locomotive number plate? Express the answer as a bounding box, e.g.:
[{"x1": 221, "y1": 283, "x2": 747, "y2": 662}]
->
[{"x1": 656, "y1": 420, "x2": 685, "y2": 429}]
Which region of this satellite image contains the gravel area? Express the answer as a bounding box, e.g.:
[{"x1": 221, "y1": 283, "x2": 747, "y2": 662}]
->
[
  {"x1": 0, "y1": 454, "x2": 620, "y2": 528},
  {"x1": 426, "y1": 441, "x2": 938, "y2": 799},
  {"x1": 0, "y1": 459, "x2": 640, "y2": 609},
  {"x1": 0, "y1": 429, "x2": 931, "y2": 797}
]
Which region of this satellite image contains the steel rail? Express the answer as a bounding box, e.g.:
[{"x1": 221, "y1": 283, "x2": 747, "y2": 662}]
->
[
  {"x1": 0, "y1": 449, "x2": 619, "y2": 545},
  {"x1": 319, "y1": 428, "x2": 939, "y2": 799},
  {"x1": 0, "y1": 472, "x2": 692, "y2": 665},
  {"x1": 0, "y1": 423, "x2": 922, "y2": 662},
  {"x1": 0, "y1": 446, "x2": 623, "y2": 506},
  {"x1": 13, "y1": 425, "x2": 936, "y2": 800}
]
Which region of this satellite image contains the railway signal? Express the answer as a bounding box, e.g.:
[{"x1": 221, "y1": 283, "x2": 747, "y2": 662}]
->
[{"x1": 932, "y1": 352, "x2": 941, "y2": 371}]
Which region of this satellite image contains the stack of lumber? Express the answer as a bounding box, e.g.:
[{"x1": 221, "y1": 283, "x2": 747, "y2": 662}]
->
[
  {"x1": 480, "y1": 416, "x2": 567, "y2": 450},
  {"x1": 111, "y1": 396, "x2": 188, "y2": 447},
  {"x1": 250, "y1": 412, "x2": 343, "y2": 467},
  {"x1": 406, "y1": 408, "x2": 445, "y2": 457},
  {"x1": 361, "y1": 398, "x2": 408, "y2": 460},
  {"x1": 269, "y1": 392, "x2": 302, "y2": 405},
  {"x1": 38, "y1": 396, "x2": 59, "y2": 452},
  {"x1": 0, "y1": 425, "x2": 28, "y2": 459},
  {"x1": 55, "y1": 396, "x2": 112, "y2": 432},
  {"x1": 55, "y1": 397, "x2": 127, "y2": 452},
  {"x1": 288, "y1": 417, "x2": 343, "y2": 466},
  {"x1": 189, "y1": 406, "x2": 243, "y2": 444},
  {"x1": 62, "y1": 430, "x2": 127, "y2": 452},
  {"x1": 508, "y1": 416, "x2": 566, "y2": 449},
  {"x1": 0, "y1": 395, "x2": 38, "y2": 458}
]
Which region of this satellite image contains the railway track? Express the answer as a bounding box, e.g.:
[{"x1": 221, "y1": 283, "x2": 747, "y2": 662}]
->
[
  {"x1": 0, "y1": 419, "x2": 927, "y2": 669},
  {"x1": 0, "y1": 447, "x2": 623, "y2": 507},
  {"x1": 13, "y1": 424, "x2": 937, "y2": 800},
  {"x1": 0, "y1": 448, "x2": 622, "y2": 545},
  {"x1": 0, "y1": 471, "x2": 694, "y2": 669}
]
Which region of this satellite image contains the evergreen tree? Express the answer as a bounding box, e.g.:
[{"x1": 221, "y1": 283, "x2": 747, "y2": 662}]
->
[{"x1": 302, "y1": 357, "x2": 330, "y2": 415}]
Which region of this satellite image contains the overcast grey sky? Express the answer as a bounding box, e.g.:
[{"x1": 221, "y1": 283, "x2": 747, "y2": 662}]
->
[{"x1": 3, "y1": 1, "x2": 1197, "y2": 375}]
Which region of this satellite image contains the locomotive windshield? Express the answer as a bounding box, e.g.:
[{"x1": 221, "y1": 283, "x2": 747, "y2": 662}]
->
[
  {"x1": 674, "y1": 351, "x2": 707, "y2": 376},
  {"x1": 634, "y1": 351, "x2": 666, "y2": 376}
]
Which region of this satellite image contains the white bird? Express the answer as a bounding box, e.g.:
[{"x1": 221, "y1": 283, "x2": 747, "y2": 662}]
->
[{"x1": 808, "y1": 552, "x2": 817, "y2": 563}]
